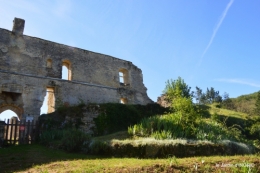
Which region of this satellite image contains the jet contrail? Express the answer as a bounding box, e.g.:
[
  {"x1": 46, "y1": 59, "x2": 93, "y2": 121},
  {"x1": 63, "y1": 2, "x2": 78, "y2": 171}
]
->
[
  {"x1": 198, "y1": 0, "x2": 234, "y2": 66},
  {"x1": 216, "y1": 78, "x2": 260, "y2": 88}
]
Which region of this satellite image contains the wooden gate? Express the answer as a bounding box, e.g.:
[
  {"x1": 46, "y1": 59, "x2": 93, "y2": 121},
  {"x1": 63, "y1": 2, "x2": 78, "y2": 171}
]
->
[{"x1": 0, "y1": 119, "x2": 38, "y2": 145}]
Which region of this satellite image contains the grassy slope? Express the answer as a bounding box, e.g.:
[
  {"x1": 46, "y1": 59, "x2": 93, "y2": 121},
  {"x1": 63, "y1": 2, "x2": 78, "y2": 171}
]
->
[
  {"x1": 0, "y1": 144, "x2": 259, "y2": 172},
  {"x1": 208, "y1": 103, "x2": 248, "y2": 119},
  {"x1": 229, "y1": 91, "x2": 258, "y2": 114},
  {"x1": 92, "y1": 104, "x2": 250, "y2": 142}
]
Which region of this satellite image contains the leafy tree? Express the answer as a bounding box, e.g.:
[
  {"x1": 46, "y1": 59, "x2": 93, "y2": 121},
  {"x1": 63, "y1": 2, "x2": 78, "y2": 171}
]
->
[
  {"x1": 195, "y1": 86, "x2": 203, "y2": 104},
  {"x1": 205, "y1": 87, "x2": 214, "y2": 103},
  {"x1": 163, "y1": 77, "x2": 193, "y2": 102},
  {"x1": 221, "y1": 92, "x2": 235, "y2": 109},
  {"x1": 200, "y1": 93, "x2": 208, "y2": 104},
  {"x1": 205, "y1": 87, "x2": 222, "y2": 104},
  {"x1": 164, "y1": 77, "x2": 198, "y2": 121},
  {"x1": 222, "y1": 92, "x2": 229, "y2": 101},
  {"x1": 214, "y1": 95, "x2": 223, "y2": 103}
]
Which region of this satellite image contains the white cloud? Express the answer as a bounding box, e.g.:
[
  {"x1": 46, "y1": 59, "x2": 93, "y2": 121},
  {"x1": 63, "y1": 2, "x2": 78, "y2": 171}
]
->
[
  {"x1": 198, "y1": 0, "x2": 234, "y2": 66},
  {"x1": 216, "y1": 78, "x2": 260, "y2": 88}
]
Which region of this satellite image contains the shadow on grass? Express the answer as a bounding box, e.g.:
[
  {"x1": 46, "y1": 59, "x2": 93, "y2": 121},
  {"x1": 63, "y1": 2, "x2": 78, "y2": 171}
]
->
[{"x1": 0, "y1": 144, "x2": 109, "y2": 173}]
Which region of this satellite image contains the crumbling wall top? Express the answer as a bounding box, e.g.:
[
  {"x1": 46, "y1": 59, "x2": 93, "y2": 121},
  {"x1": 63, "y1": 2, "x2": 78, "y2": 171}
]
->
[{"x1": 12, "y1": 18, "x2": 25, "y2": 36}]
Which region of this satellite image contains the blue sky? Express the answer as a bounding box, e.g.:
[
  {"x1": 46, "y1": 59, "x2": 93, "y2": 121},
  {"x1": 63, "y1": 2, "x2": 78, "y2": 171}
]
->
[{"x1": 1, "y1": 0, "x2": 260, "y2": 120}]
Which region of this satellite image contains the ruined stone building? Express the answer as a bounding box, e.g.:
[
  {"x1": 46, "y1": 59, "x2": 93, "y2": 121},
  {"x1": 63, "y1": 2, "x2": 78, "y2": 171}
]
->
[{"x1": 0, "y1": 18, "x2": 152, "y2": 121}]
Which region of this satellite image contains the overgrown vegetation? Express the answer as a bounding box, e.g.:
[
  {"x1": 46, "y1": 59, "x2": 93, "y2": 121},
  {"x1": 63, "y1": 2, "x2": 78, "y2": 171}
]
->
[
  {"x1": 93, "y1": 103, "x2": 168, "y2": 135},
  {"x1": 129, "y1": 77, "x2": 242, "y2": 141},
  {"x1": 222, "y1": 91, "x2": 258, "y2": 115},
  {"x1": 33, "y1": 77, "x2": 260, "y2": 159},
  {"x1": 39, "y1": 128, "x2": 91, "y2": 152},
  {"x1": 36, "y1": 77, "x2": 260, "y2": 158}
]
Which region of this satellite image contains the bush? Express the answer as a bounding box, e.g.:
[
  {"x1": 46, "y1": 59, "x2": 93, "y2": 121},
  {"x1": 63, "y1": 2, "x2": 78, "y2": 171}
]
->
[
  {"x1": 93, "y1": 103, "x2": 167, "y2": 135},
  {"x1": 61, "y1": 128, "x2": 91, "y2": 152},
  {"x1": 249, "y1": 122, "x2": 260, "y2": 139},
  {"x1": 194, "y1": 119, "x2": 242, "y2": 142},
  {"x1": 39, "y1": 129, "x2": 64, "y2": 146},
  {"x1": 151, "y1": 130, "x2": 172, "y2": 140},
  {"x1": 39, "y1": 128, "x2": 91, "y2": 152},
  {"x1": 89, "y1": 140, "x2": 111, "y2": 155},
  {"x1": 128, "y1": 112, "x2": 196, "y2": 139},
  {"x1": 128, "y1": 113, "x2": 243, "y2": 142}
]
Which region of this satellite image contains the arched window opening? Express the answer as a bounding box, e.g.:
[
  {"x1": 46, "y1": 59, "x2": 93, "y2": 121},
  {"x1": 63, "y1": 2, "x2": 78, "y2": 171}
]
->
[
  {"x1": 0, "y1": 110, "x2": 20, "y2": 122},
  {"x1": 119, "y1": 72, "x2": 124, "y2": 83},
  {"x1": 40, "y1": 87, "x2": 55, "y2": 115},
  {"x1": 119, "y1": 68, "x2": 129, "y2": 86},
  {"x1": 47, "y1": 59, "x2": 52, "y2": 68},
  {"x1": 62, "y1": 60, "x2": 72, "y2": 80},
  {"x1": 120, "y1": 98, "x2": 128, "y2": 104}
]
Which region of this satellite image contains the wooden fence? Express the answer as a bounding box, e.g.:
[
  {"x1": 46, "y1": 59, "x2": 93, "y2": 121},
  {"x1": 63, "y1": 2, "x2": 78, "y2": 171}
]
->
[{"x1": 0, "y1": 119, "x2": 38, "y2": 145}]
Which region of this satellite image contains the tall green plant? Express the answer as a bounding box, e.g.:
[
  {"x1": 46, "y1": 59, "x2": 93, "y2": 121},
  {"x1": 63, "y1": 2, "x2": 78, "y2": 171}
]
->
[{"x1": 163, "y1": 77, "x2": 193, "y2": 103}]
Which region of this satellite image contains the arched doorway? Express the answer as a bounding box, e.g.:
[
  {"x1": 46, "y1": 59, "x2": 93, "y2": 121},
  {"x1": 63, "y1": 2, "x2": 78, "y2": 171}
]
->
[
  {"x1": 0, "y1": 104, "x2": 23, "y2": 121},
  {"x1": 0, "y1": 110, "x2": 20, "y2": 122},
  {"x1": 0, "y1": 109, "x2": 20, "y2": 145}
]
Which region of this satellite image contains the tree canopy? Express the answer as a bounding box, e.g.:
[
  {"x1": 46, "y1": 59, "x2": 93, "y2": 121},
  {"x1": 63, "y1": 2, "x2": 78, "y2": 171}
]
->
[{"x1": 163, "y1": 77, "x2": 193, "y2": 101}]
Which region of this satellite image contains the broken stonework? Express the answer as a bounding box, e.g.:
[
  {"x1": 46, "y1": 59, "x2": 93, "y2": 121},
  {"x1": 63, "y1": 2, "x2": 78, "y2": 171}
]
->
[
  {"x1": 0, "y1": 18, "x2": 153, "y2": 121},
  {"x1": 157, "y1": 94, "x2": 171, "y2": 108}
]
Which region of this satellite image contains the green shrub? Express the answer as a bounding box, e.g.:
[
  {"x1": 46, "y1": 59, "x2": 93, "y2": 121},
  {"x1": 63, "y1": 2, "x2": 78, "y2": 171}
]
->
[
  {"x1": 39, "y1": 129, "x2": 64, "y2": 145},
  {"x1": 61, "y1": 128, "x2": 91, "y2": 152},
  {"x1": 39, "y1": 128, "x2": 91, "y2": 152},
  {"x1": 93, "y1": 103, "x2": 167, "y2": 136},
  {"x1": 89, "y1": 140, "x2": 111, "y2": 155},
  {"x1": 151, "y1": 130, "x2": 172, "y2": 140},
  {"x1": 194, "y1": 119, "x2": 242, "y2": 141},
  {"x1": 249, "y1": 122, "x2": 260, "y2": 139},
  {"x1": 128, "y1": 113, "x2": 243, "y2": 142}
]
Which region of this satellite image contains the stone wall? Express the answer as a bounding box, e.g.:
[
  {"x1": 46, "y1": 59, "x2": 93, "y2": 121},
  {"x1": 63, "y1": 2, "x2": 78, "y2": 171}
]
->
[
  {"x1": 157, "y1": 94, "x2": 171, "y2": 108},
  {"x1": 0, "y1": 18, "x2": 152, "y2": 120}
]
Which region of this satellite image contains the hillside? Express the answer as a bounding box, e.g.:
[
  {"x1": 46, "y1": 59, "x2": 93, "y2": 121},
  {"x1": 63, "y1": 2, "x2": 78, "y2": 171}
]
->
[{"x1": 223, "y1": 91, "x2": 258, "y2": 115}]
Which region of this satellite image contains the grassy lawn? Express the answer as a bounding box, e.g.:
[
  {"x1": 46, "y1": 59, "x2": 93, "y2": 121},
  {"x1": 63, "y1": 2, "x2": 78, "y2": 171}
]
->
[{"x1": 0, "y1": 144, "x2": 259, "y2": 173}]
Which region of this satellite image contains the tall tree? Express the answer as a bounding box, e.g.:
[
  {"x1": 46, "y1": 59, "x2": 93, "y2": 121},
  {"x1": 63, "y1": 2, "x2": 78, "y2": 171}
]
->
[
  {"x1": 163, "y1": 77, "x2": 193, "y2": 102},
  {"x1": 205, "y1": 87, "x2": 222, "y2": 103},
  {"x1": 164, "y1": 77, "x2": 198, "y2": 121},
  {"x1": 222, "y1": 92, "x2": 229, "y2": 101},
  {"x1": 195, "y1": 86, "x2": 203, "y2": 104}
]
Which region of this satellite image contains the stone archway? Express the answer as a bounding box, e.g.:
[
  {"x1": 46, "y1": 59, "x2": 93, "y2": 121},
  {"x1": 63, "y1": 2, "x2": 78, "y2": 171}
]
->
[{"x1": 0, "y1": 104, "x2": 23, "y2": 120}]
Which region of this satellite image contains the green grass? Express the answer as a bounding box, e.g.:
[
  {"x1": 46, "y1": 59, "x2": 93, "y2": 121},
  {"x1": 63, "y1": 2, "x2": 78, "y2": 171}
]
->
[
  {"x1": 0, "y1": 144, "x2": 259, "y2": 172},
  {"x1": 208, "y1": 104, "x2": 248, "y2": 119}
]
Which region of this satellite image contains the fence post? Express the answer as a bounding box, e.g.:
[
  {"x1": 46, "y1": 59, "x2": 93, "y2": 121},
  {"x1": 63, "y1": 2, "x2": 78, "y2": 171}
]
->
[
  {"x1": 5, "y1": 119, "x2": 9, "y2": 144},
  {"x1": 27, "y1": 120, "x2": 31, "y2": 144},
  {"x1": 13, "y1": 120, "x2": 18, "y2": 145}
]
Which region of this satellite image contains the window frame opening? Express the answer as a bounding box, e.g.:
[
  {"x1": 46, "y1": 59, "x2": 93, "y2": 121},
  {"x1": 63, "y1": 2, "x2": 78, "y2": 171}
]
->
[
  {"x1": 62, "y1": 60, "x2": 72, "y2": 80},
  {"x1": 47, "y1": 59, "x2": 52, "y2": 68},
  {"x1": 40, "y1": 87, "x2": 55, "y2": 115},
  {"x1": 119, "y1": 68, "x2": 129, "y2": 86},
  {"x1": 120, "y1": 98, "x2": 128, "y2": 104}
]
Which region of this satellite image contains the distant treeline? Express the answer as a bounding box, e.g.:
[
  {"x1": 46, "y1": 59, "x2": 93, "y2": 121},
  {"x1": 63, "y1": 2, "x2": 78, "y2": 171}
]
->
[{"x1": 194, "y1": 86, "x2": 259, "y2": 115}]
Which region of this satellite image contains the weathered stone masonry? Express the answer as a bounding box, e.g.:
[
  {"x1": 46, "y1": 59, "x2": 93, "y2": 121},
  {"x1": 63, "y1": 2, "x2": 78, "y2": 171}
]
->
[{"x1": 0, "y1": 18, "x2": 152, "y2": 120}]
